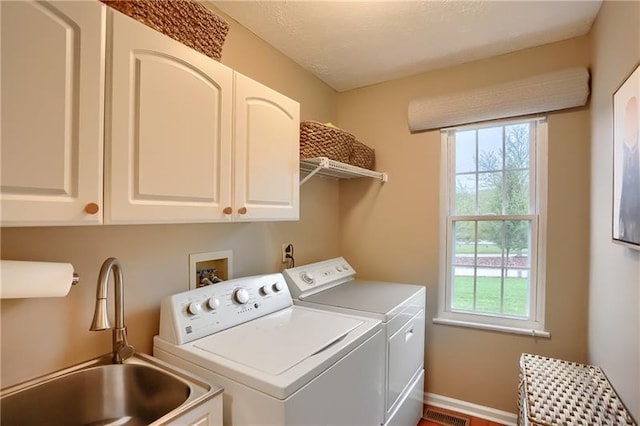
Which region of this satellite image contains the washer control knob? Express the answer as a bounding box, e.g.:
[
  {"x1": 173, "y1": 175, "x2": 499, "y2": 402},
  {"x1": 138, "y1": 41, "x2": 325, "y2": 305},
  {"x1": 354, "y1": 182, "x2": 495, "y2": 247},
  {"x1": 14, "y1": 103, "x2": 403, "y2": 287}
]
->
[
  {"x1": 233, "y1": 288, "x2": 250, "y2": 304},
  {"x1": 207, "y1": 297, "x2": 220, "y2": 310},
  {"x1": 187, "y1": 302, "x2": 201, "y2": 316},
  {"x1": 260, "y1": 285, "x2": 273, "y2": 296},
  {"x1": 300, "y1": 272, "x2": 315, "y2": 284},
  {"x1": 336, "y1": 266, "x2": 343, "y2": 272},
  {"x1": 343, "y1": 264, "x2": 350, "y2": 270},
  {"x1": 272, "y1": 281, "x2": 286, "y2": 292}
]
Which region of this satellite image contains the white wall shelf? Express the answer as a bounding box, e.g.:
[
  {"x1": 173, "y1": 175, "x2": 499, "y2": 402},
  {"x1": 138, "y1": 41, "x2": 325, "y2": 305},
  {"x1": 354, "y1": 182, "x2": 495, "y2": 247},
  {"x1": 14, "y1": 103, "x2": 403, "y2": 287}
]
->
[{"x1": 299, "y1": 157, "x2": 388, "y2": 185}]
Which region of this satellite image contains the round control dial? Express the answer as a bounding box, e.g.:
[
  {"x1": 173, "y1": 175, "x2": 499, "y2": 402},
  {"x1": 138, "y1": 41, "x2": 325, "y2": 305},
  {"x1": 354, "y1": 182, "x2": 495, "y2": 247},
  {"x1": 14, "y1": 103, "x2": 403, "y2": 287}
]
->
[
  {"x1": 233, "y1": 288, "x2": 250, "y2": 304},
  {"x1": 207, "y1": 297, "x2": 220, "y2": 310},
  {"x1": 272, "y1": 281, "x2": 286, "y2": 292},
  {"x1": 300, "y1": 272, "x2": 315, "y2": 285},
  {"x1": 187, "y1": 302, "x2": 201, "y2": 316},
  {"x1": 260, "y1": 285, "x2": 273, "y2": 296}
]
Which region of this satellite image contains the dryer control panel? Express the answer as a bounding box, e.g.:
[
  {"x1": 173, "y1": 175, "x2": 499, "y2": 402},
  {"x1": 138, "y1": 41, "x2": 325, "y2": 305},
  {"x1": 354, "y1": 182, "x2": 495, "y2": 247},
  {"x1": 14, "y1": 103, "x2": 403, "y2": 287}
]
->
[
  {"x1": 158, "y1": 273, "x2": 293, "y2": 344},
  {"x1": 283, "y1": 257, "x2": 356, "y2": 299}
]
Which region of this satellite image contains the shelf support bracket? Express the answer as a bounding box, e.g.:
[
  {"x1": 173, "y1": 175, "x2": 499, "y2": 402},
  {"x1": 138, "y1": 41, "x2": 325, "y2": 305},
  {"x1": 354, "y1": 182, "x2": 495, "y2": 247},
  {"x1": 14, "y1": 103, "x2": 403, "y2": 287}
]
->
[{"x1": 299, "y1": 158, "x2": 330, "y2": 186}]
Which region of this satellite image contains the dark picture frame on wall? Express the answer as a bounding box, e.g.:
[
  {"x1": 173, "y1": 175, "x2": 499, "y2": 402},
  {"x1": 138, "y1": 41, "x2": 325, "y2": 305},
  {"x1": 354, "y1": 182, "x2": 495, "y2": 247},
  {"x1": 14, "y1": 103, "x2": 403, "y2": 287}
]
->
[{"x1": 612, "y1": 62, "x2": 640, "y2": 250}]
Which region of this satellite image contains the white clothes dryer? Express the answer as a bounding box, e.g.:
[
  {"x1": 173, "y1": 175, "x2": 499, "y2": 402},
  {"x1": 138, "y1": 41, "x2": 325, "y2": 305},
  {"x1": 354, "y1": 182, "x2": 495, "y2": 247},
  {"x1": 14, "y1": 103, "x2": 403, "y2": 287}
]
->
[
  {"x1": 153, "y1": 273, "x2": 384, "y2": 426},
  {"x1": 283, "y1": 258, "x2": 426, "y2": 426}
]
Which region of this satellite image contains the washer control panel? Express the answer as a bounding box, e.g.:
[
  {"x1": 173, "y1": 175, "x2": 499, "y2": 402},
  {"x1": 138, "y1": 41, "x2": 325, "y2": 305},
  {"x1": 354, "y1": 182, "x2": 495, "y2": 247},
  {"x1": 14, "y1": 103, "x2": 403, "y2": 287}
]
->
[
  {"x1": 158, "y1": 273, "x2": 292, "y2": 344},
  {"x1": 283, "y1": 257, "x2": 356, "y2": 299}
]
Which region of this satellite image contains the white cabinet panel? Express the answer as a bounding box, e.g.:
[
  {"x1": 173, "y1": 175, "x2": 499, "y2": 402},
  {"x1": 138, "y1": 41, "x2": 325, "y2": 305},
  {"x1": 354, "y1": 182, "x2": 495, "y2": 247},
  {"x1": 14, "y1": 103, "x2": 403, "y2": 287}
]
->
[
  {"x1": 166, "y1": 394, "x2": 222, "y2": 426},
  {"x1": 387, "y1": 309, "x2": 425, "y2": 414},
  {"x1": 0, "y1": 1, "x2": 105, "y2": 226},
  {"x1": 233, "y1": 73, "x2": 300, "y2": 221},
  {"x1": 106, "y1": 10, "x2": 233, "y2": 224}
]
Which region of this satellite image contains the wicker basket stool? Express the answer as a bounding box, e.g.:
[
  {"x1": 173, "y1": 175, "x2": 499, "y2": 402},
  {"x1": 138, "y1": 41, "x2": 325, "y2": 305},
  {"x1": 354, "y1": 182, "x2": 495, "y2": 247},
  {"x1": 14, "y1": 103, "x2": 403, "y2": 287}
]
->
[
  {"x1": 518, "y1": 353, "x2": 636, "y2": 426},
  {"x1": 349, "y1": 140, "x2": 375, "y2": 170},
  {"x1": 299, "y1": 121, "x2": 354, "y2": 163}
]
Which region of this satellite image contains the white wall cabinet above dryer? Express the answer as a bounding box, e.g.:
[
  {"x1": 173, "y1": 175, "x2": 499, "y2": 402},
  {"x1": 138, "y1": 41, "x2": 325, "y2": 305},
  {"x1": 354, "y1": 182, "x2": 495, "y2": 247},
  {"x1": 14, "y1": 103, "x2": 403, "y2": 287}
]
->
[
  {"x1": 0, "y1": 1, "x2": 106, "y2": 226},
  {"x1": 105, "y1": 10, "x2": 299, "y2": 224}
]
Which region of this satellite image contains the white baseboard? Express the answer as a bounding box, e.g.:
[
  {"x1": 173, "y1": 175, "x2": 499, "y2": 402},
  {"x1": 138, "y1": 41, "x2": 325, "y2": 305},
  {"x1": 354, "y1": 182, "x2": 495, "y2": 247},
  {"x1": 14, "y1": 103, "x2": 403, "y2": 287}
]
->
[{"x1": 424, "y1": 392, "x2": 518, "y2": 426}]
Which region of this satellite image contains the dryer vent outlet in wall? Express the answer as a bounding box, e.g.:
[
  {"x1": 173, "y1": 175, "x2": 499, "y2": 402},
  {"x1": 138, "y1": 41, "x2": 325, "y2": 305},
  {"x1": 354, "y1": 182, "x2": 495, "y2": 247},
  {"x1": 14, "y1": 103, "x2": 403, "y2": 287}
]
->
[{"x1": 189, "y1": 250, "x2": 233, "y2": 289}]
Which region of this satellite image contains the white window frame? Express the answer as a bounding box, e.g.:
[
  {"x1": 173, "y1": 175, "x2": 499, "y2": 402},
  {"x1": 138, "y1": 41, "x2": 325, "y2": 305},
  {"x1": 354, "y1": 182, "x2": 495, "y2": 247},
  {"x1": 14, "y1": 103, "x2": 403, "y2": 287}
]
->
[{"x1": 434, "y1": 116, "x2": 550, "y2": 337}]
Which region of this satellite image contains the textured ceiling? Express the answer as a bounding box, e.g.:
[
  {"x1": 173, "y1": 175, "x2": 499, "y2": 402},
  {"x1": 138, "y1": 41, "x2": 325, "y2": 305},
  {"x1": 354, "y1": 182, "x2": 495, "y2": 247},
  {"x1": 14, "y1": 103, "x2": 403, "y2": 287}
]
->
[{"x1": 212, "y1": 0, "x2": 602, "y2": 92}]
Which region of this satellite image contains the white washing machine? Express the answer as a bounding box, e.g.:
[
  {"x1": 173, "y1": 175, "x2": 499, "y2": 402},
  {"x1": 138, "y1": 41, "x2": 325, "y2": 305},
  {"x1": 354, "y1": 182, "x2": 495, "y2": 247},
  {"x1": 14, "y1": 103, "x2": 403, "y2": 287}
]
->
[
  {"x1": 153, "y1": 272, "x2": 384, "y2": 426},
  {"x1": 283, "y1": 258, "x2": 426, "y2": 426}
]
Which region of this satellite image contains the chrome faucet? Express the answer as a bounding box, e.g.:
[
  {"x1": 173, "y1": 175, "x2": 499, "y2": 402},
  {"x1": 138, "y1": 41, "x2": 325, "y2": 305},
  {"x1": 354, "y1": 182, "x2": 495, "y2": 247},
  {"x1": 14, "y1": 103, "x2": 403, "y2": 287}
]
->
[{"x1": 90, "y1": 257, "x2": 135, "y2": 363}]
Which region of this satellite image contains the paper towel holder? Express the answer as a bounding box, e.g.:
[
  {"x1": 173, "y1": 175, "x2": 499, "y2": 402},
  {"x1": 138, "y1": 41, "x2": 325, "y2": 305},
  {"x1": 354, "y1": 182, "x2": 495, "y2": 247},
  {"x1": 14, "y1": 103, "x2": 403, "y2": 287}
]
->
[{"x1": 0, "y1": 260, "x2": 80, "y2": 299}]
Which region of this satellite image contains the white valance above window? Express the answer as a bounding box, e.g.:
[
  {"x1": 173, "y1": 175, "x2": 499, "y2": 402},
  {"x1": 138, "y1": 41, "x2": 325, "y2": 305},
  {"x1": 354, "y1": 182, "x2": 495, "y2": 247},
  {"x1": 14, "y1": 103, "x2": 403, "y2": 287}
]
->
[{"x1": 407, "y1": 66, "x2": 590, "y2": 132}]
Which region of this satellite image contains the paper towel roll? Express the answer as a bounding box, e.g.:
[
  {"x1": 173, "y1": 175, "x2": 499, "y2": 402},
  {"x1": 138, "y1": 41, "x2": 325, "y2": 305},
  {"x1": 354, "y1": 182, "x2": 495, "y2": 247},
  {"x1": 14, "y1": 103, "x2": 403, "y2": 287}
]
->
[{"x1": 0, "y1": 260, "x2": 76, "y2": 298}]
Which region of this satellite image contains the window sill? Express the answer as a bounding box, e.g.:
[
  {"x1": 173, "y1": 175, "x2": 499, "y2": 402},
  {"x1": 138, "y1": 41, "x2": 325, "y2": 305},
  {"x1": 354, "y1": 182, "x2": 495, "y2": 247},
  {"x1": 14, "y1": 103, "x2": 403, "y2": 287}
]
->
[{"x1": 433, "y1": 317, "x2": 551, "y2": 338}]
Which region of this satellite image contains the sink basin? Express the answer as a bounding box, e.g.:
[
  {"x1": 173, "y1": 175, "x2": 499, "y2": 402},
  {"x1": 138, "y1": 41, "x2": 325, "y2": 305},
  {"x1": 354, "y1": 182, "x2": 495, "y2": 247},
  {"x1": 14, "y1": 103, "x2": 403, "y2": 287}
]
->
[{"x1": 0, "y1": 353, "x2": 222, "y2": 426}]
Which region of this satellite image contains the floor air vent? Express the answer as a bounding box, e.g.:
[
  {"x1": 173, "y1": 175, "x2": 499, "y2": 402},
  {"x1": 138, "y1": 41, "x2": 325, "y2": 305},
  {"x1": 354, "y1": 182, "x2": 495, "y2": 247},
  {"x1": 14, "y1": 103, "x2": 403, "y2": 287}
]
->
[{"x1": 423, "y1": 408, "x2": 470, "y2": 426}]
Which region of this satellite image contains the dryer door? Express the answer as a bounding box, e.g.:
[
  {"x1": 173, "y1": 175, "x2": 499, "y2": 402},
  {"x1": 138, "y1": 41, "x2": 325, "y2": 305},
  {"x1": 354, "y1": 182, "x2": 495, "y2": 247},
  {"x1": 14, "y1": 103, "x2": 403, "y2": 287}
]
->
[{"x1": 387, "y1": 308, "x2": 425, "y2": 413}]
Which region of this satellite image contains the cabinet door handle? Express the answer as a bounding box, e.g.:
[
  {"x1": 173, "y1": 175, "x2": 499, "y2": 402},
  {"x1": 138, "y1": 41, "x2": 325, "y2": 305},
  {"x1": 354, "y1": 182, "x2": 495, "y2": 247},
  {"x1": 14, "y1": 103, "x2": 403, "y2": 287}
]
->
[
  {"x1": 238, "y1": 207, "x2": 248, "y2": 215},
  {"x1": 223, "y1": 207, "x2": 233, "y2": 215},
  {"x1": 85, "y1": 203, "x2": 100, "y2": 215},
  {"x1": 405, "y1": 326, "x2": 414, "y2": 342}
]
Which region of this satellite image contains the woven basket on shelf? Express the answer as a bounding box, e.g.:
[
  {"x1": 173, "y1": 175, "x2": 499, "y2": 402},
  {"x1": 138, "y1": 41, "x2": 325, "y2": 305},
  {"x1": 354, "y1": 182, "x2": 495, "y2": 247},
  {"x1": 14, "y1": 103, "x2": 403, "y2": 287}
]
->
[
  {"x1": 101, "y1": 0, "x2": 229, "y2": 61},
  {"x1": 299, "y1": 121, "x2": 355, "y2": 163},
  {"x1": 349, "y1": 140, "x2": 375, "y2": 170}
]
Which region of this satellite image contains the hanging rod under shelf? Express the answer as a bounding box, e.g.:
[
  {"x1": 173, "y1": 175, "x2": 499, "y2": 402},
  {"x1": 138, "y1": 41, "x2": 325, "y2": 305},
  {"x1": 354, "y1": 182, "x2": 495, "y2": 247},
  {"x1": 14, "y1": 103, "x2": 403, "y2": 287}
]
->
[{"x1": 299, "y1": 157, "x2": 388, "y2": 186}]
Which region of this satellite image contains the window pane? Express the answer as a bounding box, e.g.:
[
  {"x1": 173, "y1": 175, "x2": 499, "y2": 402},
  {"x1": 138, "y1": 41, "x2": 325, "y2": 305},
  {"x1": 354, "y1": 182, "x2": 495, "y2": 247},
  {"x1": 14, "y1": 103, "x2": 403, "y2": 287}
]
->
[
  {"x1": 475, "y1": 267, "x2": 503, "y2": 314},
  {"x1": 454, "y1": 174, "x2": 476, "y2": 215},
  {"x1": 477, "y1": 221, "x2": 504, "y2": 256},
  {"x1": 453, "y1": 221, "x2": 476, "y2": 256},
  {"x1": 505, "y1": 220, "x2": 530, "y2": 257},
  {"x1": 505, "y1": 170, "x2": 530, "y2": 214},
  {"x1": 455, "y1": 130, "x2": 476, "y2": 173},
  {"x1": 478, "y1": 171, "x2": 502, "y2": 214},
  {"x1": 505, "y1": 124, "x2": 530, "y2": 170},
  {"x1": 452, "y1": 274, "x2": 474, "y2": 312},
  {"x1": 503, "y1": 271, "x2": 529, "y2": 317},
  {"x1": 478, "y1": 127, "x2": 502, "y2": 172}
]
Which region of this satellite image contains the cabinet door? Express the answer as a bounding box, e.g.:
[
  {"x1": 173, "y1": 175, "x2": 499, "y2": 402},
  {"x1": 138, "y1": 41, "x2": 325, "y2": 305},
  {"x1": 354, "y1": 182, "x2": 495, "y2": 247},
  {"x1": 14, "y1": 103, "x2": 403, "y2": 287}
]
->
[
  {"x1": 165, "y1": 394, "x2": 222, "y2": 426},
  {"x1": 233, "y1": 73, "x2": 300, "y2": 221},
  {"x1": 0, "y1": 1, "x2": 105, "y2": 226},
  {"x1": 106, "y1": 10, "x2": 233, "y2": 224}
]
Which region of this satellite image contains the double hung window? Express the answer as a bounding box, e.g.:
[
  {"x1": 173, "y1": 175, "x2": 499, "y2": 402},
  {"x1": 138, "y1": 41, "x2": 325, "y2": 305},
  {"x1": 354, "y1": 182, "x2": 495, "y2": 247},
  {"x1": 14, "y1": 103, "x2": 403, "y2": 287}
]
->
[{"x1": 436, "y1": 117, "x2": 549, "y2": 336}]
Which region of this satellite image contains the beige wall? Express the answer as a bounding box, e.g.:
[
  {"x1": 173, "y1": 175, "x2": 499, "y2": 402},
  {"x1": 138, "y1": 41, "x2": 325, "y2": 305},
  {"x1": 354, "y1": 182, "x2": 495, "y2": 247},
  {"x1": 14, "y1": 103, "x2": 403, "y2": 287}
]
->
[
  {"x1": 336, "y1": 36, "x2": 592, "y2": 413},
  {"x1": 0, "y1": 4, "x2": 339, "y2": 388},
  {"x1": 588, "y1": 0, "x2": 640, "y2": 419}
]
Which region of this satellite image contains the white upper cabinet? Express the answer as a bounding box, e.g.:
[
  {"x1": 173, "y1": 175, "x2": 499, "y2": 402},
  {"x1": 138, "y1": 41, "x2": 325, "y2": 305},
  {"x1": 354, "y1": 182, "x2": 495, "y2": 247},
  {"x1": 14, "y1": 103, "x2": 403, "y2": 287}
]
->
[
  {"x1": 0, "y1": 1, "x2": 106, "y2": 226},
  {"x1": 106, "y1": 10, "x2": 233, "y2": 224},
  {"x1": 106, "y1": 11, "x2": 299, "y2": 224},
  {"x1": 233, "y1": 73, "x2": 300, "y2": 221},
  {"x1": 1, "y1": 3, "x2": 300, "y2": 226}
]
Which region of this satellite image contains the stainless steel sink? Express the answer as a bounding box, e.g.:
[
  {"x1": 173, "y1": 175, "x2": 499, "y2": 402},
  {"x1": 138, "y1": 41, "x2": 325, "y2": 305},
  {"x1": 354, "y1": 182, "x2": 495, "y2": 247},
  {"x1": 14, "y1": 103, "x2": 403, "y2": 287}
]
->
[{"x1": 0, "y1": 353, "x2": 222, "y2": 426}]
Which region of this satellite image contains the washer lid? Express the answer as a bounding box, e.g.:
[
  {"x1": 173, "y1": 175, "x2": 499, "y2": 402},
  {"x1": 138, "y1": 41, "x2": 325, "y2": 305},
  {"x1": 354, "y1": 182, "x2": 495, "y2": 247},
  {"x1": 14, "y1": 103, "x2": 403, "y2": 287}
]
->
[
  {"x1": 194, "y1": 307, "x2": 362, "y2": 375},
  {"x1": 300, "y1": 280, "x2": 425, "y2": 321}
]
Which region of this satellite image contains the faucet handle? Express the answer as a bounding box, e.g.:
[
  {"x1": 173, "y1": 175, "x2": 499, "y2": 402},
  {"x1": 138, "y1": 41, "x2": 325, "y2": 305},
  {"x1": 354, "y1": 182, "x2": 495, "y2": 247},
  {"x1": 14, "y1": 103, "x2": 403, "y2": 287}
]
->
[
  {"x1": 114, "y1": 327, "x2": 135, "y2": 363},
  {"x1": 118, "y1": 344, "x2": 135, "y2": 362}
]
